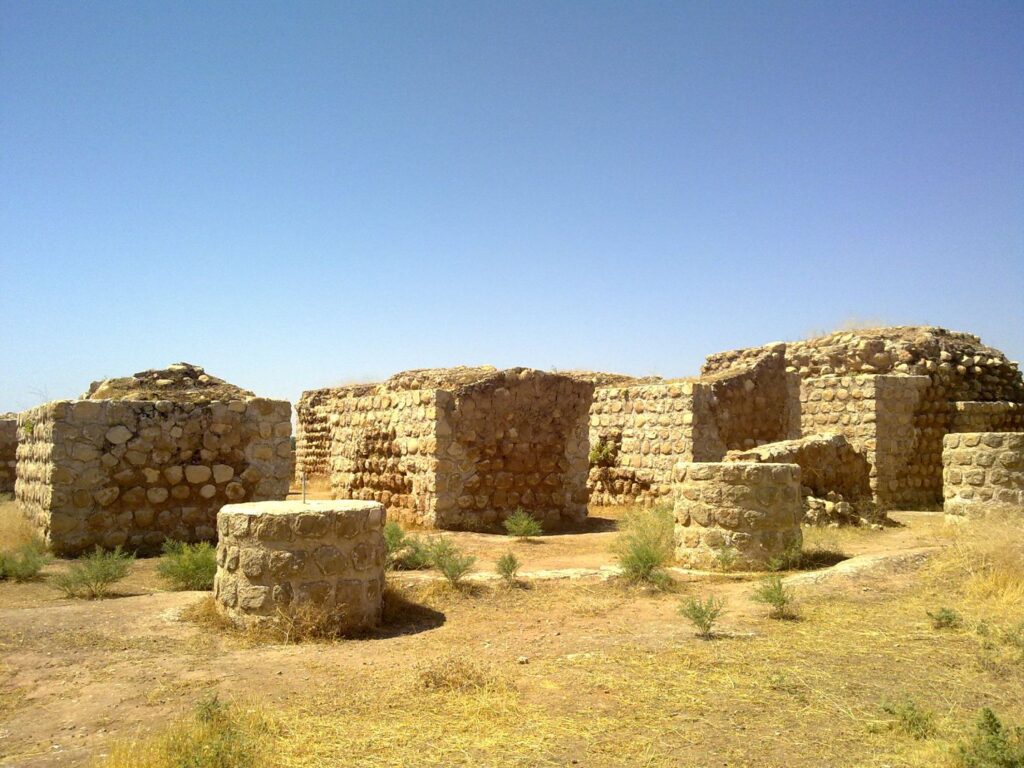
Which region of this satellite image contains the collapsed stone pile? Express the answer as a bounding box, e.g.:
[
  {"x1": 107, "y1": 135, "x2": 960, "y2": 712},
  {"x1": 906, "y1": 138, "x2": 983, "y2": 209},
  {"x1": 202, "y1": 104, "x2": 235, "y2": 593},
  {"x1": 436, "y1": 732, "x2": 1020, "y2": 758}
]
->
[{"x1": 84, "y1": 363, "x2": 255, "y2": 403}]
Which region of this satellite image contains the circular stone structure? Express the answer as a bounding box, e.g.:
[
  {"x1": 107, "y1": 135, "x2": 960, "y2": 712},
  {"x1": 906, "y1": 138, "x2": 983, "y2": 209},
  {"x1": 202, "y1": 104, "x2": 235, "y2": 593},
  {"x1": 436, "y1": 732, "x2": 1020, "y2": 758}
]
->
[
  {"x1": 672, "y1": 462, "x2": 802, "y2": 569},
  {"x1": 942, "y1": 432, "x2": 1024, "y2": 520},
  {"x1": 214, "y1": 500, "x2": 386, "y2": 633}
]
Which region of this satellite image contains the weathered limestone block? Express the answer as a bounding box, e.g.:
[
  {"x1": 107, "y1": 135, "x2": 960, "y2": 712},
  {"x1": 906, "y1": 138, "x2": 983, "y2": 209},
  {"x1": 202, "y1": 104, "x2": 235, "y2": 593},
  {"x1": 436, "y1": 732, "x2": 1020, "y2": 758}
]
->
[
  {"x1": 15, "y1": 397, "x2": 294, "y2": 556},
  {"x1": 0, "y1": 416, "x2": 16, "y2": 494},
  {"x1": 214, "y1": 500, "x2": 386, "y2": 633},
  {"x1": 942, "y1": 433, "x2": 1024, "y2": 519},
  {"x1": 673, "y1": 462, "x2": 803, "y2": 569}
]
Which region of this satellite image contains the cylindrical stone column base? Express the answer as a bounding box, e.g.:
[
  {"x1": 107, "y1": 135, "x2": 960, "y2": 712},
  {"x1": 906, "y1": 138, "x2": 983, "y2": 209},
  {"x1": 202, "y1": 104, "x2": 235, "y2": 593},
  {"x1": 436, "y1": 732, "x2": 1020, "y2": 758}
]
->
[
  {"x1": 673, "y1": 462, "x2": 803, "y2": 570},
  {"x1": 942, "y1": 433, "x2": 1024, "y2": 521},
  {"x1": 214, "y1": 500, "x2": 386, "y2": 633}
]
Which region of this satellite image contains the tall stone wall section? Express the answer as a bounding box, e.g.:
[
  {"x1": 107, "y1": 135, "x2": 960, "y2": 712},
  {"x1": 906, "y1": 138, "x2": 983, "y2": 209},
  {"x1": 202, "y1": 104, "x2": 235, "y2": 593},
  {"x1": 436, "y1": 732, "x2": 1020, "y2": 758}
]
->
[
  {"x1": 15, "y1": 398, "x2": 293, "y2": 555},
  {"x1": 942, "y1": 432, "x2": 1024, "y2": 519},
  {"x1": 0, "y1": 417, "x2": 16, "y2": 494},
  {"x1": 294, "y1": 389, "x2": 335, "y2": 490},
  {"x1": 800, "y1": 375, "x2": 929, "y2": 509},
  {"x1": 327, "y1": 387, "x2": 441, "y2": 528}
]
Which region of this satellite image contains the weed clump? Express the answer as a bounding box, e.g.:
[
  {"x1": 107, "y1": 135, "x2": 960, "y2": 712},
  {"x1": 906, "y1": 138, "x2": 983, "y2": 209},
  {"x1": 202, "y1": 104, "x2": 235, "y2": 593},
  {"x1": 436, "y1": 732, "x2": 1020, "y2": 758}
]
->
[
  {"x1": 680, "y1": 595, "x2": 724, "y2": 639},
  {"x1": 384, "y1": 523, "x2": 433, "y2": 571},
  {"x1": 880, "y1": 696, "x2": 936, "y2": 740},
  {"x1": 429, "y1": 538, "x2": 475, "y2": 589},
  {"x1": 927, "y1": 606, "x2": 962, "y2": 629},
  {"x1": 157, "y1": 541, "x2": 216, "y2": 590},
  {"x1": 751, "y1": 575, "x2": 798, "y2": 619},
  {"x1": 613, "y1": 505, "x2": 674, "y2": 587},
  {"x1": 588, "y1": 438, "x2": 618, "y2": 468},
  {"x1": 957, "y1": 707, "x2": 1024, "y2": 767},
  {"x1": 496, "y1": 552, "x2": 521, "y2": 587},
  {"x1": 52, "y1": 546, "x2": 133, "y2": 599},
  {"x1": 0, "y1": 540, "x2": 50, "y2": 582},
  {"x1": 503, "y1": 509, "x2": 543, "y2": 539}
]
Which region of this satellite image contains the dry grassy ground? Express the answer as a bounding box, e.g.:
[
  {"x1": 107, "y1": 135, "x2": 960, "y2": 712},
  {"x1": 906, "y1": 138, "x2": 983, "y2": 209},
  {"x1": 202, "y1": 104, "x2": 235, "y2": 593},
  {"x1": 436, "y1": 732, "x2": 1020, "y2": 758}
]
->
[{"x1": 0, "y1": 495, "x2": 1020, "y2": 768}]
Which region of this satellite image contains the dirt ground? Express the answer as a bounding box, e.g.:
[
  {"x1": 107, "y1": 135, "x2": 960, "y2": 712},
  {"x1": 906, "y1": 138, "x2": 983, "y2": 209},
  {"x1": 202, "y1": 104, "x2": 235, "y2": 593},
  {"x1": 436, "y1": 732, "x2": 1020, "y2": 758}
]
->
[{"x1": 0, "y1": 501, "x2": 1018, "y2": 768}]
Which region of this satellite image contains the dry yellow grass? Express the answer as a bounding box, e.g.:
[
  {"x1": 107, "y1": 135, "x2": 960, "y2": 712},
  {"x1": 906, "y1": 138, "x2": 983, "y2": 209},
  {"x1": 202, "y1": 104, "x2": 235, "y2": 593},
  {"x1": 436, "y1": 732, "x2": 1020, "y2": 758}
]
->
[{"x1": 0, "y1": 498, "x2": 36, "y2": 551}]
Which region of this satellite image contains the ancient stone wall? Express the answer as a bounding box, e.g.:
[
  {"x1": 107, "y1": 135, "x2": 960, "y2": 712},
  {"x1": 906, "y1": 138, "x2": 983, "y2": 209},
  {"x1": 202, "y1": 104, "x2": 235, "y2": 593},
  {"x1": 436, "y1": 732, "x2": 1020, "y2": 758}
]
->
[
  {"x1": 725, "y1": 433, "x2": 871, "y2": 503},
  {"x1": 214, "y1": 500, "x2": 386, "y2": 632},
  {"x1": 672, "y1": 462, "x2": 803, "y2": 569},
  {"x1": 15, "y1": 398, "x2": 293, "y2": 555},
  {"x1": 950, "y1": 402, "x2": 1024, "y2": 434},
  {"x1": 308, "y1": 367, "x2": 592, "y2": 530},
  {"x1": 942, "y1": 432, "x2": 1024, "y2": 519},
  {"x1": 294, "y1": 389, "x2": 334, "y2": 490},
  {"x1": 0, "y1": 416, "x2": 16, "y2": 494},
  {"x1": 800, "y1": 375, "x2": 929, "y2": 509}
]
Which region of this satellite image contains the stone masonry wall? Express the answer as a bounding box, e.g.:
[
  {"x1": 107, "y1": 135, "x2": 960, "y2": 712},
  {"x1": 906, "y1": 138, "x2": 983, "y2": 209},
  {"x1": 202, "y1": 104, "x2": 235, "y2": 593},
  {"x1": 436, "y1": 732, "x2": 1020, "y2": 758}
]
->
[
  {"x1": 0, "y1": 417, "x2": 16, "y2": 494},
  {"x1": 15, "y1": 398, "x2": 293, "y2": 556},
  {"x1": 294, "y1": 389, "x2": 335, "y2": 490},
  {"x1": 942, "y1": 432, "x2": 1024, "y2": 519},
  {"x1": 800, "y1": 375, "x2": 930, "y2": 509},
  {"x1": 950, "y1": 402, "x2": 1024, "y2": 434}
]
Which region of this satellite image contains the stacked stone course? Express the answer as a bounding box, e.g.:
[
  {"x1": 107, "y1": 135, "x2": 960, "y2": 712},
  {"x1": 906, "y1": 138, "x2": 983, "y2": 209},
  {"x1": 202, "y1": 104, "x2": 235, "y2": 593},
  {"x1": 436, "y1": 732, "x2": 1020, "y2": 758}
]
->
[
  {"x1": 214, "y1": 500, "x2": 386, "y2": 632},
  {"x1": 15, "y1": 397, "x2": 293, "y2": 555},
  {"x1": 942, "y1": 433, "x2": 1024, "y2": 519},
  {"x1": 950, "y1": 402, "x2": 1024, "y2": 434},
  {"x1": 0, "y1": 415, "x2": 16, "y2": 494},
  {"x1": 672, "y1": 462, "x2": 803, "y2": 569},
  {"x1": 297, "y1": 367, "x2": 592, "y2": 531}
]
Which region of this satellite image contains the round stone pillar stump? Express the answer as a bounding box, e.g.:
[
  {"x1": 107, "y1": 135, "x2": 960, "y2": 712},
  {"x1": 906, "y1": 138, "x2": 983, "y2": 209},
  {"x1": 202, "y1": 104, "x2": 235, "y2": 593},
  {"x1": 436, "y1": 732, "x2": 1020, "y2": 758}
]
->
[
  {"x1": 214, "y1": 500, "x2": 386, "y2": 633},
  {"x1": 673, "y1": 462, "x2": 803, "y2": 570},
  {"x1": 943, "y1": 433, "x2": 1024, "y2": 521}
]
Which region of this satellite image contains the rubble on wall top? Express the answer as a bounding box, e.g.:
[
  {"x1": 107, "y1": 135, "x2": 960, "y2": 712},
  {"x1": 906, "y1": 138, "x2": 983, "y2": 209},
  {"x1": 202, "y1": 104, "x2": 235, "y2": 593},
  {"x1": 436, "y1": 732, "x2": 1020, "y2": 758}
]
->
[{"x1": 83, "y1": 363, "x2": 256, "y2": 403}]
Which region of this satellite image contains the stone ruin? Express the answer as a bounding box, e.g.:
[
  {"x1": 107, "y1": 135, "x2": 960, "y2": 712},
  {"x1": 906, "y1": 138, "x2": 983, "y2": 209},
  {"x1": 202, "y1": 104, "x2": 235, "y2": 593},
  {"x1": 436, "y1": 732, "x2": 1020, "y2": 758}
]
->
[
  {"x1": 15, "y1": 364, "x2": 294, "y2": 555},
  {"x1": 0, "y1": 414, "x2": 16, "y2": 494},
  {"x1": 296, "y1": 367, "x2": 592, "y2": 530},
  {"x1": 942, "y1": 432, "x2": 1024, "y2": 520}
]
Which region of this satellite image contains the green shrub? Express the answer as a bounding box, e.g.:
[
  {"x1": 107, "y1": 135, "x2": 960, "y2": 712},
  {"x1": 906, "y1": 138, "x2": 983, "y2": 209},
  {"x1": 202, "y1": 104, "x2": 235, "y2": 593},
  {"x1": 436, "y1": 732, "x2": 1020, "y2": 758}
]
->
[
  {"x1": 714, "y1": 548, "x2": 739, "y2": 572},
  {"x1": 767, "y1": 544, "x2": 804, "y2": 572},
  {"x1": 429, "y1": 538, "x2": 475, "y2": 589},
  {"x1": 881, "y1": 696, "x2": 936, "y2": 740},
  {"x1": 496, "y1": 552, "x2": 521, "y2": 587},
  {"x1": 52, "y1": 546, "x2": 134, "y2": 599},
  {"x1": 503, "y1": 509, "x2": 543, "y2": 539},
  {"x1": 613, "y1": 505, "x2": 674, "y2": 586},
  {"x1": 927, "y1": 606, "x2": 962, "y2": 629},
  {"x1": 751, "y1": 575, "x2": 798, "y2": 620},
  {"x1": 588, "y1": 438, "x2": 617, "y2": 468},
  {"x1": 157, "y1": 541, "x2": 216, "y2": 590},
  {"x1": 957, "y1": 708, "x2": 1024, "y2": 767},
  {"x1": 383, "y1": 521, "x2": 407, "y2": 555},
  {"x1": 680, "y1": 595, "x2": 724, "y2": 639},
  {"x1": 0, "y1": 540, "x2": 50, "y2": 582},
  {"x1": 399, "y1": 534, "x2": 434, "y2": 570}
]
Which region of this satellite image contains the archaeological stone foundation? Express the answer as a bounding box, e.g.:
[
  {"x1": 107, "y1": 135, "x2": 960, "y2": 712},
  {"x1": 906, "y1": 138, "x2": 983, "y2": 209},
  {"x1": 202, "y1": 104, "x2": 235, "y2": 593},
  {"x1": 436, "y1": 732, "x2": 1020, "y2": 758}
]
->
[
  {"x1": 214, "y1": 500, "x2": 386, "y2": 632},
  {"x1": 14, "y1": 365, "x2": 294, "y2": 555}
]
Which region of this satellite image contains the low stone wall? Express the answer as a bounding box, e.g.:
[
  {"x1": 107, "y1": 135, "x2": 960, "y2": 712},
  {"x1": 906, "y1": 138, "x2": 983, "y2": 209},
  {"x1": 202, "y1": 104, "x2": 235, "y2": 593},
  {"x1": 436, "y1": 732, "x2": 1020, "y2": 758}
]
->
[
  {"x1": 15, "y1": 398, "x2": 294, "y2": 555},
  {"x1": 800, "y1": 375, "x2": 930, "y2": 509},
  {"x1": 942, "y1": 433, "x2": 1024, "y2": 519},
  {"x1": 725, "y1": 433, "x2": 871, "y2": 504},
  {"x1": 950, "y1": 402, "x2": 1024, "y2": 434},
  {"x1": 0, "y1": 417, "x2": 16, "y2": 494},
  {"x1": 672, "y1": 462, "x2": 802, "y2": 569},
  {"x1": 214, "y1": 500, "x2": 386, "y2": 633}
]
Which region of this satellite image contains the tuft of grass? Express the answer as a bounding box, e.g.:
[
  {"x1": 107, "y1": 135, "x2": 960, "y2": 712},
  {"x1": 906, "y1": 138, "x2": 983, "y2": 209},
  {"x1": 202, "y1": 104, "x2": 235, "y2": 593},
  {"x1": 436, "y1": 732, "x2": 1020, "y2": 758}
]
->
[
  {"x1": 0, "y1": 501, "x2": 38, "y2": 551},
  {"x1": 496, "y1": 552, "x2": 521, "y2": 588},
  {"x1": 417, "y1": 654, "x2": 502, "y2": 692},
  {"x1": 957, "y1": 707, "x2": 1024, "y2": 768},
  {"x1": 429, "y1": 538, "x2": 476, "y2": 590},
  {"x1": 389, "y1": 532, "x2": 434, "y2": 571},
  {"x1": 503, "y1": 508, "x2": 543, "y2": 539},
  {"x1": 95, "y1": 692, "x2": 273, "y2": 768},
  {"x1": 51, "y1": 546, "x2": 134, "y2": 599},
  {"x1": 880, "y1": 696, "x2": 936, "y2": 740},
  {"x1": 0, "y1": 540, "x2": 50, "y2": 582},
  {"x1": 383, "y1": 521, "x2": 407, "y2": 565},
  {"x1": 927, "y1": 606, "x2": 962, "y2": 630},
  {"x1": 612, "y1": 505, "x2": 675, "y2": 586},
  {"x1": 751, "y1": 575, "x2": 798, "y2": 620},
  {"x1": 588, "y1": 438, "x2": 617, "y2": 468},
  {"x1": 157, "y1": 541, "x2": 216, "y2": 591},
  {"x1": 679, "y1": 595, "x2": 724, "y2": 639},
  {"x1": 714, "y1": 548, "x2": 739, "y2": 572}
]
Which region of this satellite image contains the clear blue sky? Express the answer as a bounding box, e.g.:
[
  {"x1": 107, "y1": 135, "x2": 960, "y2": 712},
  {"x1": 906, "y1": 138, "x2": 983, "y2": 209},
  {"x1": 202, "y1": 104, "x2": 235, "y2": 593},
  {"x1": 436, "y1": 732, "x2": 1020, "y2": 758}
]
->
[{"x1": 2, "y1": 1, "x2": 1022, "y2": 412}]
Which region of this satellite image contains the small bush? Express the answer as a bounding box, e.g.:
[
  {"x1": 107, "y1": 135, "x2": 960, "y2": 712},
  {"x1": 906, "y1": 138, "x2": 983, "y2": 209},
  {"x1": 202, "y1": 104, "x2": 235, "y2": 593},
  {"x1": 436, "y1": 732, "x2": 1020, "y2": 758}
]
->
[
  {"x1": 496, "y1": 552, "x2": 521, "y2": 587},
  {"x1": 429, "y1": 538, "x2": 475, "y2": 589},
  {"x1": 680, "y1": 595, "x2": 724, "y2": 639},
  {"x1": 927, "y1": 606, "x2": 962, "y2": 629},
  {"x1": 157, "y1": 541, "x2": 216, "y2": 590},
  {"x1": 0, "y1": 540, "x2": 50, "y2": 582},
  {"x1": 767, "y1": 544, "x2": 804, "y2": 572},
  {"x1": 613, "y1": 505, "x2": 675, "y2": 586},
  {"x1": 383, "y1": 521, "x2": 406, "y2": 555},
  {"x1": 503, "y1": 509, "x2": 543, "y2": 539},
  {"x1": 714, "y1": 548, "x2": 739, "y2": 572},
  {"x1": 588, "y1": 438, "x2": 617, "y2": 468},
  {"x1": 957, "y1": 707, "x2": 1024, "y2": 768},
  {"x1": 751, "y1": 575, "x2": 798, "y2": 619},
  {"x1": 52, "y1": 546, "x2": 134, "y2": 599},
  {"x1": 881, "y1": 696, "x2": 936, "y2": 740},
  {"x1": 388, "y1": 531, "x2": 434, "y2": 571}
]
